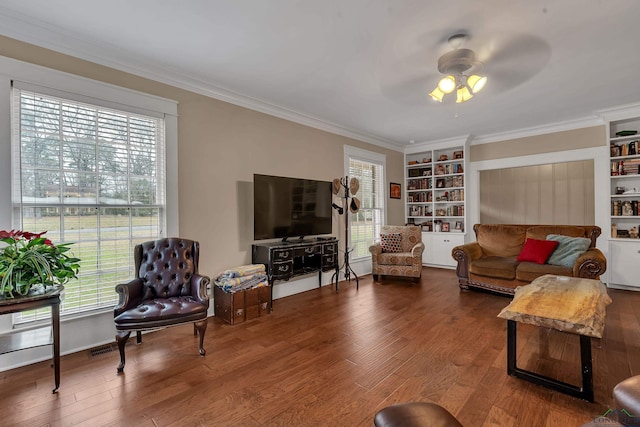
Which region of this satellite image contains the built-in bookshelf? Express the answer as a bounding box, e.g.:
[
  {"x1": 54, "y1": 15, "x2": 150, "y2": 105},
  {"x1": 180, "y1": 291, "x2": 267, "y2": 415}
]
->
[
  {"x1": 404, "y1": 142, "x2": 468, "y2": 269},
  {"x1": 405, "y1": 145, "x2": 465, "y2": 233},
  {"x1": 609, "y1": 119, "x2": 640, "y2": 239},
  {"x1": 607, "y1": 113, "x2": 640, "y2": 290}
]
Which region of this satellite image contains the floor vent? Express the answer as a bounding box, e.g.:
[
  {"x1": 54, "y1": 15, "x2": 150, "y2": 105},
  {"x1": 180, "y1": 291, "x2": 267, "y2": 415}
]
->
[{"x1": 89, "y1": 342, "x2": 127, "y2": 357}]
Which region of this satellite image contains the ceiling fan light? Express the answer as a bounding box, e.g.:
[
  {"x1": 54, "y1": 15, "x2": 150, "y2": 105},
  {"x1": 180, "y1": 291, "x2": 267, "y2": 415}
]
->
[
  {"x1": 456, "y1": 86, "x2": 473, "y2": 103},
  {"x1": 429, "y1": 87, "x2": 445, "y2": 102},
  {"x1": 467, "y1": 74, "x2": 487, "y2": 93},
  {"x1": 437, "y1": 75, "x2": 456, "y2": 94}
]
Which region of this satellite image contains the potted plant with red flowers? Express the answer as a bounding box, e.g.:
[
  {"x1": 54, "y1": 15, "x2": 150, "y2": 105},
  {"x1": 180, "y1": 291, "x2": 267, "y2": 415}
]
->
[{"x1": 0, "y1": 230, "x2": 80, "y2": 299}]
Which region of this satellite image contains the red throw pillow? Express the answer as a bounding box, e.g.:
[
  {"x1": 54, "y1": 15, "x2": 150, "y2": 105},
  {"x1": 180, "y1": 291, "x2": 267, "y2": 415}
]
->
[{"x1": 517, "y1": 238, "x2": 559, "y2": 264}]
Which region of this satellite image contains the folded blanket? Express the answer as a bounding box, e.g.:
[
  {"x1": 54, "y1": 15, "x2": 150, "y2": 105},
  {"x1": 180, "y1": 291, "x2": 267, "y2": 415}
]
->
[
  {"x1": 215, "y1": 273, "x2": 268, "y2": 292},
  {"x1": 217, "y1": 264, "x2": 265, "y2": 279}
]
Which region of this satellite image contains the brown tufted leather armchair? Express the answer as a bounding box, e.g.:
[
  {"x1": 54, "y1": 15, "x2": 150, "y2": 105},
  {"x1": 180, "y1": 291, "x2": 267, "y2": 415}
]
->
[{"x1": 113, "y1": 238, "x2": 210, "y2": 373}]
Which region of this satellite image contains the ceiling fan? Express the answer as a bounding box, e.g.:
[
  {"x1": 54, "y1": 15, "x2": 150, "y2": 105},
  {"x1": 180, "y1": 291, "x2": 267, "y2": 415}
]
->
[
  {"x1": 428, "y1": 33, "x2": 487, "y2": 103},
  {"x1": 379, "y1": 31, "x2": 551, "y2": 107}
]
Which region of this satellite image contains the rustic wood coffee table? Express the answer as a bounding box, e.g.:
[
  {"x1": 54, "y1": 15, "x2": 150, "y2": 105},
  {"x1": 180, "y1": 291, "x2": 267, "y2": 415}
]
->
[{"x1": 497, "y1": 274, "x2": 611, "y2": 402}]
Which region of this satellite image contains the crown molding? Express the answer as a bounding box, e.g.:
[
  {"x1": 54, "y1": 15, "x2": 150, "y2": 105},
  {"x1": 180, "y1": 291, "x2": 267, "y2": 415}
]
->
[
  {"x1": 596, "y1": 102, "x2": 640, "y2": 122},
  {"x1": 0, "y1": 8, "x2": 404, "y2": 152},
  {"x1": 405, "y1": 135, "x2": 472, "y2": 153}
]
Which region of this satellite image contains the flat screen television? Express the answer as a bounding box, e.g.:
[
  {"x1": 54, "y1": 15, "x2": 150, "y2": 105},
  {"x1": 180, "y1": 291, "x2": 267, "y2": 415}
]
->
[{"x1": 253, "y1": 174, "x2": 333, "y2": 241}]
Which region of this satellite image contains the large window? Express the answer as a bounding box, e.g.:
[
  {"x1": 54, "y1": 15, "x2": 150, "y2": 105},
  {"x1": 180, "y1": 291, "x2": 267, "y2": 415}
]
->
[
  {"x1": 12, "y1": 86, "x2": 167, "y2": 321},
  {"x1": 346, "y1": 147, "x2": 386, "y2": 259}
]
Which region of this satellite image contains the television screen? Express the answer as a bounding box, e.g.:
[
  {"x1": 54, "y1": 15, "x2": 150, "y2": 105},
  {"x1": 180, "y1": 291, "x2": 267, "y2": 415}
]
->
[{"x1": 253, "y1": 174, "x2": 333, "y2": 241}]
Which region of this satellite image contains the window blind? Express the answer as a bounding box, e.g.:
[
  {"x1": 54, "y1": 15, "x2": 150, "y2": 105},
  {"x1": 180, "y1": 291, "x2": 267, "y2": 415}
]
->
[
  {"x1": 12, "y1": 88, "x2": 167, "y2": 322},
  {"x1": 348, "y1": 157, "x2": 385, "y2": 258}
]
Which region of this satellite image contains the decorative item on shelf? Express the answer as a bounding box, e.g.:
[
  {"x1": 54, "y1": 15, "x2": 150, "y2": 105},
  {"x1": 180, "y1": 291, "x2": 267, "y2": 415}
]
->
[
  {"x1": 0, "y1": 230, "x2": 80, "y2": 299},
  {"x1": 616, "y1": 186, "x2": 625, "y2": 194},
  {"x1": 438, "y1": 154, "x2": 449, "y2": 161},
  {"x1": 612, "y1": 223, "x2": 617, "y2": 238},
  {"x1": 630, "y1": 227, "x2": 639, "y2": 239},
  {"x1": 618, "y1": 229, "x2": 630, "y2": 238},
  {"x1": 407, "y1": 160, "x2": 418, "y2": 165},
  {"x1": 611, "y1": 144, "x2": 622, "y2": 157},
  {"x1": 441, "y1": 222, "x2": 450, "y2": 232},
  {"x1": 623, "y1": 201, "x2": 634, "y2": 216},
  {"x1": 422, "y1": 157, "x2": 431, "y2": 163},
  {"x1": 612, "y1": 200, "x2": 621, "y2": 216},
  {"x1": 453, "y1": 150, "x2": 463, "y2": 159},
  {"x1": 616, "y1": 130, "x2": 638, "y2": 137}
]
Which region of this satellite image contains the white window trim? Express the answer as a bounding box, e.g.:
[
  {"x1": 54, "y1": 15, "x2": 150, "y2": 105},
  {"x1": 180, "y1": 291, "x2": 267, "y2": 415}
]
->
[
  {"x1": 0, "y1": 55, "x2": 178, "y2": 329},
  {"x1": 344, "y1": 145, "x2": 387, "y2": 260}
]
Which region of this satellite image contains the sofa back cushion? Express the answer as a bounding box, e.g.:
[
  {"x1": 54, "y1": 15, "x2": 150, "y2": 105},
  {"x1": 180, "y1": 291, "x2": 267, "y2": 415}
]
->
[
  {"x1": 526, "y1": 225, "x2": 585, "y2": 242},
  {"x1": 475, "y1": 224, "x2": 527, "y2": 257}
]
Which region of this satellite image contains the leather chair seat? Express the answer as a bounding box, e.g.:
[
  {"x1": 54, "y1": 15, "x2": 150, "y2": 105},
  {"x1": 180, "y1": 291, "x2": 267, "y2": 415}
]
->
[
  {"x1": 374, "y1": 402, "x2": 462, "y2": 427},
  {"x1": 468, "y1": 256, "x2": 517, "y2": 280},
  {"x1": 613, "y1": 375, "x2": 640, "y2": 425},
  {"x1": 515, "y1": 261, "x2": 571, "y2": 282},
  {"x1": 114, "y1": 296, "x2": 207, "y2": 326}
]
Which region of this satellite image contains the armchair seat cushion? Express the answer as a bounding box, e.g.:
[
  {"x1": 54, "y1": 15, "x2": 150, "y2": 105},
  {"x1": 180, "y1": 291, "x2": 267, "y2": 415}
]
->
[
  {"x1": 377, "y1": 252, "x2": 416, "y2": 266},
  {"x1": 114, "y1": 296, "x2": 207, "y2": 325},
  {"x1": 469, "y1": 256, "x2": 517, "y2": 280}
]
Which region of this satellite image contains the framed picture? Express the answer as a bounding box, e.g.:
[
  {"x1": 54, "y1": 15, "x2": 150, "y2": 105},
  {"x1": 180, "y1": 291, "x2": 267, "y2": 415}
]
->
[
  {"x1": 390, "y1": 182, "x2": 401, "y2": 199},
  {"x1": 455, "y1": 221, "x2": 463, "y2": 231},
  {"x1": 441, "y1": 222, "x2": 450, "y2": 232},
  {"x1": 453, "y1": 150, "x2": 464, "y2": 159}
]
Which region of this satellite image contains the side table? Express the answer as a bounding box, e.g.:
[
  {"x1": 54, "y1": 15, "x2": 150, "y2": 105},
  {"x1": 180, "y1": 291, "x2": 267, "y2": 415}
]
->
[{"x1": 0, "y1": 286, "x2": 63, "y2": 393}]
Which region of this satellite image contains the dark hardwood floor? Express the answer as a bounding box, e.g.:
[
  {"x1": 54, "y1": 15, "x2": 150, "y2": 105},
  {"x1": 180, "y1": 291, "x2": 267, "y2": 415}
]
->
[{"x1": 1, "y1": 268, "x2": 638, "y2": 426}]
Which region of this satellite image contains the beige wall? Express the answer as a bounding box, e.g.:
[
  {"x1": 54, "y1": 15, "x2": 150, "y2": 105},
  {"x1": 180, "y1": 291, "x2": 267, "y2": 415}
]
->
[
  {"x1": 0, "y1": 36, "x2": 404, "y2": 276},
  {"x1": 480, "y1": 160, "x2": 595, "y2": 224},
  {"x1": 471, "y1": 126, "x2": 605, "y2": 162}
]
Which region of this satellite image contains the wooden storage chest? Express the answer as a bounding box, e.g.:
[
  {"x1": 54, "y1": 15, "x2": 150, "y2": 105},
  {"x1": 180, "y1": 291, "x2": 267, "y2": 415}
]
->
[{"x1": 213, "y1": 285, "x2": 271, "y2": 325}]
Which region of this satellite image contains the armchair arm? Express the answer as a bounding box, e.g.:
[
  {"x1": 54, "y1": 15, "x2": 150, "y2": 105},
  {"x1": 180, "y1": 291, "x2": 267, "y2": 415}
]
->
[
  {"x1": 190, "y1": 273, "x2": 211, "y2": 307},
  {"x1": 114, "y1": 278, "x2": 144, "y2": 317},
  {"x1": 369, "y1": 244, "x2": 382, "y2": 256},
  {"x1": 411, "y1": 242, "x2": 425, "y2": 258},
  {"x1": 573, "y1": 247, "x2": 607, "y2": 279},
  {"x1": 451, "y1": 242, "x2": 484, "y2": 284},
  {"x1": 369, "y1": 243, "x2": 382, "y2": 260}
]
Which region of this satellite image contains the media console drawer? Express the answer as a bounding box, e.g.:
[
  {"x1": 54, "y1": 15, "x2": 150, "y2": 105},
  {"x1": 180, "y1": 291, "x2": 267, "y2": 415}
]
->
[{"x1": 251, "y1": 238, "x2": 339, "y2": 306}]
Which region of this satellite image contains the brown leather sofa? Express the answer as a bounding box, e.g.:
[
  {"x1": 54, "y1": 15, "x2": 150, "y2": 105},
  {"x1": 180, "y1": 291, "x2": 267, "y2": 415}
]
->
[{"x1": 451, "y1": 224, "x2": 607, "y2": 296}]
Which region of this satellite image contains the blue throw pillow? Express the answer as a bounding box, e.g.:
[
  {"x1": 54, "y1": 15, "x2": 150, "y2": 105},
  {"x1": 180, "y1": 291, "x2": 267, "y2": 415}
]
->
[{"x1": 546, "y1": 234, "x2": 592, "y2": 268}]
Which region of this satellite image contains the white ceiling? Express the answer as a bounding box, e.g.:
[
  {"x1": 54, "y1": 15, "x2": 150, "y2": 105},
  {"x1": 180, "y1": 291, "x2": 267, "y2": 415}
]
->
[{"x1": 1, "y1": 0, "x2": 639, "y2": 150}]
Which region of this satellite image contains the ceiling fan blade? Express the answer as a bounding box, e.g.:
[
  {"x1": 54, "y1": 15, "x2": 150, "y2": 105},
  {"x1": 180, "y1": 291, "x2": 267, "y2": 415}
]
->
[{"x1": 477, "y1": 33, "x2": 551, "y2": 92}]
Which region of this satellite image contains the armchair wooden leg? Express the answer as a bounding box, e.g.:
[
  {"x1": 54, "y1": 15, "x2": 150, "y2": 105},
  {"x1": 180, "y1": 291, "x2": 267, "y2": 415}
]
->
[
  {"x1": 116, "y1": 330, "x2": 131, "y2": 373},
  {"x1": 194, "y1": 319, "x2": 208, "y2": 356},
  {"x1": 136, "y1": 331, "x2": 142, "y2": 344}
]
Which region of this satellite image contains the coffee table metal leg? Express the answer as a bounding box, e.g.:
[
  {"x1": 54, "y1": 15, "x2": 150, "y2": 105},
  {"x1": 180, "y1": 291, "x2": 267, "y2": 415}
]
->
[
  {"x1": 580, "y1": 334, "x2": 594, "y2": 402},
  {"x1": 506, "y1": 320, "x2": 594, "y2": 402},
  {"x1": 507, "y1": 320, "x2": 517, "y2": 375}
]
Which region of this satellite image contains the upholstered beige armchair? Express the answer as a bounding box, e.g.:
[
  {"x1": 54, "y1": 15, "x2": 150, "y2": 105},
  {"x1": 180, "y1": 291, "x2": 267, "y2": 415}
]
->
[{"x1": 369, "y1": 225, "x2": 424, "y2": 282}]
